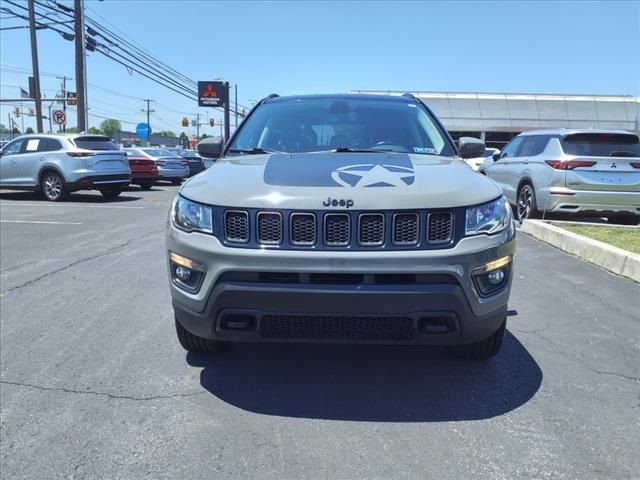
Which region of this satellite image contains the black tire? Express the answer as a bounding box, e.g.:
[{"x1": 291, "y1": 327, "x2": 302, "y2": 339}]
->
[
  {"x1": 175, "y1": 318, "x2": 225, "y2": 354},
  {"x1": 607, "y1": 214, "x2": 639, "y2": 226},
  {"x1": 40, "y1": 171, "x2": 66, "y2": 202},
  {"x1": 100, "y1": 187, "x2": 123, "y2": 199},
  {"x1": 138, "y1": 182, "x2": 153, "y2": 191},
  {"x1": 516, "y1": 183, "x2": 539, "y2": 222},
  {"x1": 449, "y1": 319, "x2": 506, "y2": 361},
  {"x1": 170, "y1": 178, "x2": 182, "y2": 186}
]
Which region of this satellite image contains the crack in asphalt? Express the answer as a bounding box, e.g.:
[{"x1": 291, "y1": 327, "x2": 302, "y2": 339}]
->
[
  {"x1": 0, "y1": 229, "x2": 165, "y2": 297},
  {"x1": 513, "y1": 330, "x2": 640, "y2": 383},
  {"x1": 0, "y1": 379, "x2": 206, "y2": 401}
]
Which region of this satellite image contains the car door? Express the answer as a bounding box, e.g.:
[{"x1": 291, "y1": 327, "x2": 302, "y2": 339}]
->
[
  {"x1": 487, "y1": 136, "x2": 525, "y2": 200},
  {"x1": 14, "y1": 137, "x2": 45, "y2": 186},
  {"x1": 0, "y1": 138, "x2": 26, "y2": 185},
  {"x1": 507, "y1": 135, "x2": 550, "y2": 200}
]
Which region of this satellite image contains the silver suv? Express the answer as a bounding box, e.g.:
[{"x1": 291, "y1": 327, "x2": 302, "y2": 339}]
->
[
  {"x1": 484, "y1": 129, "x2": 640, "y2": 224},
  {"x1": 167, "y1": 94, "x2": 516, "y2": 361},
  {"x1": 0, "y1": 134, "x2": 131, "y2": 201}
]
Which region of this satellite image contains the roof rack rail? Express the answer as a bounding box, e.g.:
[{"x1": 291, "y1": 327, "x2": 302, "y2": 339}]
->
[
  {"x1": 263, "y1": 94, "x2": 280, "y2": 102},
  {"x1": 402, "y1": 92, "x2": 419, "y2": 101}
]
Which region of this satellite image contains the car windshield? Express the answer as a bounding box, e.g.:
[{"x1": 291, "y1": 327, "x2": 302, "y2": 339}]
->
[
  {"x1": 73, "y1": 136, "x2": 119, "y2": 151},
  {"x1": 143, "y1": 148, "x2": 178, "y2": 157},
  {"x1": 562, "y1": 133, "x2": 640, "y2": 157},
  {"x1": 227, "y1": 97, "x2": 455, "y2": 156}
]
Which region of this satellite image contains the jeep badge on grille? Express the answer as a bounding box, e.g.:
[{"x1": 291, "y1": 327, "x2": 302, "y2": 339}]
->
[{"x1": 323, "y1": 198, "x2": 354, "y2": 208}]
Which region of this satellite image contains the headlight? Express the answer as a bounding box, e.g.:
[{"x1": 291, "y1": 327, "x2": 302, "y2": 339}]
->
[
  {"x1": 465, "y1": 196, "x2": 511, "y2": 235},
  {"x1": 172, "y1": 195, "x2": 213, "y2": 233}
]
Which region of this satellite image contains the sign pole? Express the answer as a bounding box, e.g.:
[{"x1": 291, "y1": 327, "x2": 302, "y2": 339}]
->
[{"x1": 224, "y1": 82, "x2": 230, "y2": 143}]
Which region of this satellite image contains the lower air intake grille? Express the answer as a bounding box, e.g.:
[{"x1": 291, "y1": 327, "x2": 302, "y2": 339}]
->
[
  {"x1": 290, "y1": 213, "x2": 316, "y2": 245},
  {"x1": 260, "y1": 315, "x2": 414, "y2": 341},
  {"x1": 428, "y1": 212, "x2": 453, "y2": 244},
  {"x1": 393, "y1": 213, "x2": 419, "y2": 245},
  {"x1": 225, "y1": 210, "x2": 249, "y2": 243},
  {"x1": 325, "y1": 214, "x2": 350, "y2": 246},
  {"x1": 257, "y1": 212, "x2": 282, "y2": 244}
]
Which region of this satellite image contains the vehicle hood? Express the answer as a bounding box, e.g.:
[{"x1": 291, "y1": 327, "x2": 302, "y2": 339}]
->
[{"x1": 180, "y1": 152, "x2": 502, "y2": 209}]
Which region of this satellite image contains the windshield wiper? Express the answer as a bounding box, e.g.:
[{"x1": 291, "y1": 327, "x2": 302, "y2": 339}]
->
[
  {"x1": 227, "y1": 147, "x2": 282, "y2": 155},
  {"x1": 333, "y1": 146, "x2": 388, "y2": 153},
  {"x1": 609, "y1": 151, "x2": 635, "y2": 157}
]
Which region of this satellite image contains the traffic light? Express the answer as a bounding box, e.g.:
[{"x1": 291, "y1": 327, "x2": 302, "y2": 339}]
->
[
  {"x1": 181, "y1": 117, "x2": 189, "y2": 127},
  {"x1": 28, "y1": 108, "x2": 35, "y2": 117},
  {"x1": 67, "y1": 92, "x2": 77, "y2": 106},
  {"x1": 241, "y1": 108, "x2": 246, "y2": 116},
  {"x1": 209, "y1": 118, "x2": 215, "y2": 127},
  {"x1": 14, "y1": 106, "x2": 20, "y2": 117}
]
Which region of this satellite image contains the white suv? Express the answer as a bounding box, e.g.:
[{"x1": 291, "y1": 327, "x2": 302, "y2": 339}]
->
[{"x1": 484, "y1": 129, "x2": 640, "y2": 224}]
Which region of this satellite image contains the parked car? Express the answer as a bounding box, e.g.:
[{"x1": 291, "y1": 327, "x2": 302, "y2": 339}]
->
[
  {"x1": 0, "y1": 134, "x2": 131, "y2": 201},
  {"x1": 124, "y1": 149, "x2": 159, "y2": 190},
  {"x1": 483, "y1": 129, "x2": 640, "y2": 224},
  {"x1": 166, "y1": 148, "x2": 205, "y2": 176},
  {"x1": 125, "y1": 148, "x2": 188, "y2": 185},
  {"x1": 168, "y1": 93, "x2": 516, "y2": 361},
  {"x1": 467, "y1": 147, "x2": 499, "y2": 172}
]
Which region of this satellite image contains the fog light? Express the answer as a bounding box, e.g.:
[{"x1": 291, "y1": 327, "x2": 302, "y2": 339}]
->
[
  {"x1": 175, "y1": 265, "x2": 191, "y2": 282},
  {"x1": 488, "y1": 269, "x2": 505, "y2": 285}
]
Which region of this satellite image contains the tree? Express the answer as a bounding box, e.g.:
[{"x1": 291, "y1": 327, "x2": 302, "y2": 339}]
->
[
  {"x1": 66, "y1": 126, "x2": 80, "y2": 133},
  {"x1": 156, "y1": 130, "x2": 176, "y2": 137},
  {"x1": 87, "y1": 126, "x2": 102, "y2": 134},
  {"x1": 11, "y1": 127, "x2": 20, "y2": 134},
  {"x1": 0, "y1": 123, "x2": 9, "y2": 133},
  {"x1": 99, "y1": 118, "x2": 121, "y2": 138},
  {"x1": 25, "y1": 127, "x2": 35, "y2": 134}
]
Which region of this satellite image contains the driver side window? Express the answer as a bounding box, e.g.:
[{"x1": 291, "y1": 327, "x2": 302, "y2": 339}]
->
[
  {"x1": 1, "y1": 139, "x2": 25, "y2": 156},
  {"x1": 500, "y1": 136, "x2": 524, "y2": 159}
]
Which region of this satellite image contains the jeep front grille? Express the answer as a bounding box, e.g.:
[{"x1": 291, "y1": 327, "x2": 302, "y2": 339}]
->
[
  {"x1": 257, "y1": 212, "x2": 282, "y2": 244},
  {"x1": 427, "y1": 212, "x2": 453, "y2": 244},
  {"x1": 324, "y1": 213, "x2": 350, "y2": 246},
  {"x1": 358, "y1": 214, "x2": 385, "y2": 246},
  {"x1": 393, "y1": 213, "x2": 419, "y2": 245},
  {"x1": 220, "y1": 208, "x2": 458, "y2": 250},
  {"x1": 224, "y1": 210, "x2": 249, "y2": 243},
  {"x1": 290, "y1": 213, "x2": 316, "y2": 245}
]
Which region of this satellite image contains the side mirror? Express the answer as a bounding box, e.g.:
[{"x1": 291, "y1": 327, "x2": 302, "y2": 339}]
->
[
  {"x1": 458, "y1": 137, "x2": 485, "y2": 159},
  {"x1": 197, "y1": 137, "x2": 223, "y2": 159},
  {"x1": 493, "y1": 152, "x2": 501, "y2": 161}
]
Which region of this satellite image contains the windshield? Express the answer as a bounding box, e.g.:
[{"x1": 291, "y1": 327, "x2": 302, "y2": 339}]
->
[
  {"x1": 73, "y1": 136, "x2": 119, "y2": 151},
  {"x1": 562, "y1": 133, "x2": 640, "y2": 157},
  {"x1": 142, "y1": 148, "x2": 178, "y2": 158},
  {"x1": 228, "y1": 98, "x2": 455, "y2": 156}
]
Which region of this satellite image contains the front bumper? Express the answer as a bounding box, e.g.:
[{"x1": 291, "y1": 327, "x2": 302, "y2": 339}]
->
[
  {"x1": 167, "y1": 221, "x2": 516, "y2": 345},
  {"x1": 540, "y1": 187, "x2": 640, "y2": 216}
]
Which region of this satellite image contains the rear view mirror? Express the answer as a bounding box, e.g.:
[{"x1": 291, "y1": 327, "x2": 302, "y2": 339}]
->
[
  {"x1": 493, "y1": 152, "x2": 500, "y2": 161},
  {"x1": 198, "y1": 138, "x2": 223, "y2": 158},
  {"x1": 458, "y1": 137, "x2": 486, "y2": 159}
]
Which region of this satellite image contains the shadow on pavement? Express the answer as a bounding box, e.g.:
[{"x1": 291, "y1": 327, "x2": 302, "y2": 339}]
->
[
  {"x1": 190, "y1": 330, "x2": 542, "y2": 422},
  {"x1": 0, "y1": 190, "x2": 141, "y2": 203}
]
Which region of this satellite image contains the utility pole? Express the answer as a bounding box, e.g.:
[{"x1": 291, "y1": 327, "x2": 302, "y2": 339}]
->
[
  {"x1": 141, "y1": 99, "x2": 154, "y2": 146},
  {"x1": 234, "y1": 84, "x2": 238, "y2": 128},
  {"x1": 196, "y1": 113, "x2": 200, "y2": 139},
  {"x1": 223, "y1": 81, "x2": 230, "y2": 142},
  {"x1": 27, "y1": 0, "x2": 43, "y2": 133},
  {"x1": 57, "y1": 76, "x2": 68, "y2": 133},
  {"x1": 74, "y1": 0, "x2": 86, "y2": 131}
]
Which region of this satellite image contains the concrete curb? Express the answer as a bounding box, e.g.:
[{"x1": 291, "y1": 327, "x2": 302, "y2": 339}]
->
[{"x1": 520, "y1": 220, "x2": 640, "y2": 283}]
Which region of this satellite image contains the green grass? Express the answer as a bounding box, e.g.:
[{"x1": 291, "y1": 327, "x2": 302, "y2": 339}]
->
[{"x1": 560, "y1": 224, "x2": 640, "y2": 254}]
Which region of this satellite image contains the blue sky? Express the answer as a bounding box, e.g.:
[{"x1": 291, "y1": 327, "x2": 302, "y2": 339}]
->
[{"x1": 1, "y1": 0, "x2": 638, "y2": 135}]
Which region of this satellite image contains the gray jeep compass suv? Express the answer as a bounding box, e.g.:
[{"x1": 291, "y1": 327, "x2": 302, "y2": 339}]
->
[{"x1": 167, "y1": 94, "x2": 516, "y2": 361}]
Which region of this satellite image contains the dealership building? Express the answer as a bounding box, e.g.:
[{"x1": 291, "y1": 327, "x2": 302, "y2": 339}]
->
[{"x1": 352, "y1": 90, "x2": 640, "y2": 149}]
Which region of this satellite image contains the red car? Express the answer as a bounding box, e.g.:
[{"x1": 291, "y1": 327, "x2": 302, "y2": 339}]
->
[{"x1": 124, "y1": 149, "x2": 159, "y2": 190}]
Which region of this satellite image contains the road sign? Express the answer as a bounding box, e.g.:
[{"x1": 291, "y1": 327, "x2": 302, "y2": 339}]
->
[
  {"x1": 67, "y1": 92, "x2": 77, "y2": 106},
  {"x1": 52, "y1": 110, "x2": 66, "y2": 125},
  {"x1": 136, "y1": 122, "x2": 151, "y2": 139},
  {"x1": 198, "y1": 81, "x2": 226, "y2": 107}
]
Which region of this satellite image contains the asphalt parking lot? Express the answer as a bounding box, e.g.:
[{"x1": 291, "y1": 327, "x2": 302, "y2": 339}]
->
[{"x1": 1, "y1": 185, "x2": 639, "y2": 480}]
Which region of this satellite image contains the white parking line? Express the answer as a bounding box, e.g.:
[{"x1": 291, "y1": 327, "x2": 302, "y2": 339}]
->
[
  {"x1": 0, "y1": 220, "x2": 83, "y2": 225},
  {"x1": 0, "y1": 203, "x2": 144, "y2": 210}
]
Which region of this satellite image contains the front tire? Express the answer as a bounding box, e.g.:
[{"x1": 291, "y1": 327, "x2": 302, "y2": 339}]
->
[
  {"x1": 449, "y1": 319, "x2": 506, "y2": 361},
  {"x1": 175, "y1": 318, "x2": 225, "y2": 354},
  {"x1": 100, "y1": 187, "x2": 123, "y2": 199},
  {"x1": 516, "y1": 183, "x2": 538, "y2": 222},
  {"x1": 138, "y1": 182, "x2": 153, "y2": 191},
  {"x1": 41, "y1": 171, "x2": 66, "y2": 202}
]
